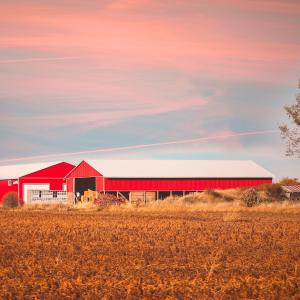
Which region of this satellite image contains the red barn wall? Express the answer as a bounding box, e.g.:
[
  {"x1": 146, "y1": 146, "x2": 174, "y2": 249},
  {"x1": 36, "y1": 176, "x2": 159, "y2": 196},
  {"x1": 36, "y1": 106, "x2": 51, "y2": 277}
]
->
[
  {"x1": 66, "y1": 178, "x2": 74, "y2": 193},
  {"x1": 104, "y1": 178, "x2": 272, "y2": 191},
  {"x1": 0, "y1": 179, "x2": 18, "y2": 203}
]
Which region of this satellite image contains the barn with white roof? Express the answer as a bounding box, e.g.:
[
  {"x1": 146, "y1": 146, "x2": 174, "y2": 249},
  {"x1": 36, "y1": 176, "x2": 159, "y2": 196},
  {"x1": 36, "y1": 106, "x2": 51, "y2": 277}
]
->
[
  {"x1": 65, "y1": 160, "x2": 274, "y2": 202},
  {"x1": 0, "y1": 159, "x2": 274, "y2": 204}
]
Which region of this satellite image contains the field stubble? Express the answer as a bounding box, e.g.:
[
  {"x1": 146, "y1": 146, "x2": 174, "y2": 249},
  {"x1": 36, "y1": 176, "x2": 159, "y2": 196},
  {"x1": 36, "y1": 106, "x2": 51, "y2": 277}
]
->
[{"x1": 0, "y1": 210, "x2": 299, "y2": 299}]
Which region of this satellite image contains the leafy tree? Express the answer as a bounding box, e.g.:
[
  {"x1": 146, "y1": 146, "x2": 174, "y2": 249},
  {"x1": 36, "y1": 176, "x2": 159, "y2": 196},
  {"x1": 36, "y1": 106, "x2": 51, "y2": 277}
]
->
[
  {"x1": 277, "y1": 177, "x2": 299, "y2": 186},
  {"x1": 279, "y1": 80, "x2": 300, "y2": 157}
]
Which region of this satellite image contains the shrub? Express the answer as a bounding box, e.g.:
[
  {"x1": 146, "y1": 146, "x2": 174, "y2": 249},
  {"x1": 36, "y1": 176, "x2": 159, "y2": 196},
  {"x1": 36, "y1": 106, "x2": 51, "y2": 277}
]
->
[
  {"x1": 263, "y1": 184, "x2": 285, "y2": 200},
  {"x1": 222, "y1": 195, "x2": 234, "y2": 202},
  {"x1": 204, "y1": 190, "x2": 221, "y2": 198},
  {"x1": 240, "y1": 188, "x2": 260, "y2": 207},
  {"x1": 2, "y1": 192, "x2": 19, "y2": 208},
  {"x1": 182, "y1": 194, "x2": 205, "y2": 204}
]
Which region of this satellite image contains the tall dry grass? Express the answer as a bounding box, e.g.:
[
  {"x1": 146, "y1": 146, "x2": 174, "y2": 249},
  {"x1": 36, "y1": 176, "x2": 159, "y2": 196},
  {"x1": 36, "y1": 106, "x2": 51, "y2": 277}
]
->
[
  {"x1": 107, "y1": 189, "x2": 300, "y2": 213},
  {"x1": 3, "y1": 188, "x2": 300, "y2": 214}
]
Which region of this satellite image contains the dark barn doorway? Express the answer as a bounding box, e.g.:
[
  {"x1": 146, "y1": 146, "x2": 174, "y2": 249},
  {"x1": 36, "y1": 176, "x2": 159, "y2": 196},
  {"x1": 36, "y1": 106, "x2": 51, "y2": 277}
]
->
[{"x1": 75, "y1": 177, "x2": 96, "y2": 196}]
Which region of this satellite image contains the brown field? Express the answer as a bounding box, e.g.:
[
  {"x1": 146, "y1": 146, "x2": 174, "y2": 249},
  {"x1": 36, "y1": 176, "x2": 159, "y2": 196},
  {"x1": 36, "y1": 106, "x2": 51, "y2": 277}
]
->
[{"x1": 0, "y1": 209, "x2": 300, "y2": 299}]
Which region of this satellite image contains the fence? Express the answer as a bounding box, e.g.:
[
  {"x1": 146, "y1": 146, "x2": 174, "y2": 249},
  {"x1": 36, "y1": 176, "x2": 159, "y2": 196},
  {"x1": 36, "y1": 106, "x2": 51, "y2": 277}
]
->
[{"x1": 27, "y1": 190, "x2": 68, "y2": 204}]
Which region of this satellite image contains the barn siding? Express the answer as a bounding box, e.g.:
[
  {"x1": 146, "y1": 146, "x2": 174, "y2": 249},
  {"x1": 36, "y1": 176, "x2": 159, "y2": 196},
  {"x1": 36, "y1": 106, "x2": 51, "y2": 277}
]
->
[
  {"x1": 96, "y1": 177, "x2": 104, "y2": 192},
  {"x1": 0, "y1": 180, "x2": 18, "y2": 203},
  {"x1": 66, "y1": 178, "x2": 74, "y2": 193},
  {"x1": 104, "y1": 178, "x2": 272, "y2": 191}
]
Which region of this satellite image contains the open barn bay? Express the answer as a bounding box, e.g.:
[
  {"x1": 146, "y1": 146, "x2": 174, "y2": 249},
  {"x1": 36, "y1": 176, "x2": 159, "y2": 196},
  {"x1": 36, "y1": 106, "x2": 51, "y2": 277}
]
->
[{"x1": 0, "y1": 210, "x2": 299, "y2": 299}]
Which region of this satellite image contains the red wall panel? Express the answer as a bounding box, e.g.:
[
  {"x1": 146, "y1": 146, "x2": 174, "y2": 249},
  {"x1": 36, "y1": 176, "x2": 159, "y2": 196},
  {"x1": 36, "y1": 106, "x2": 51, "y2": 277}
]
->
[
  {"x1": 67, "y1": 178, "x2": 74, "y2": 193},
  {"x1": 96, "y1": 177, "x2": 104, "y2": 191},
  {"x1": 0, "y1": 179, "x2": 18, "y2": 203},
  {"x1": 104, "y1": 178, "x2": 272, "y2": 191}
]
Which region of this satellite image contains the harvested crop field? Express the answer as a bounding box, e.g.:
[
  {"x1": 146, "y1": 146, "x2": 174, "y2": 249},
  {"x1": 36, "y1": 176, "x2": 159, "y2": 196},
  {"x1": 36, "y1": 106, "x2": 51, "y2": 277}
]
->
[{"x1": 0, "y1": 210, "x2": 300, "y2": 299}]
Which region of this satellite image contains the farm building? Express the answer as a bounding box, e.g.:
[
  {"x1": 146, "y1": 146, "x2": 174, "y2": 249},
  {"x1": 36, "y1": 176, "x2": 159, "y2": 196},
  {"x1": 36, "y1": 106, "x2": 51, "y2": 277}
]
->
[
  {"x1": 0, "y1": 159, "x2": 273, "y2": 204},
  {"x1": 282, "y1": 185, "x2": 300, "y2": 199},
  {"x1": 0, "y1": 162, "x2": 75, "y2": 204},
  {"x1": 65, "y1": 160, "x2": 273, "y2": 202}
]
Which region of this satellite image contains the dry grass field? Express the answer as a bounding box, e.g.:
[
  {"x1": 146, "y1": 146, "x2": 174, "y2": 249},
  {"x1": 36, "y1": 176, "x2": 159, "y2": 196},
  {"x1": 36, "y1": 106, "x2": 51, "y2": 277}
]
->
[{"x1": 0, "y1": 209, "x2": 300, "y2": 299}]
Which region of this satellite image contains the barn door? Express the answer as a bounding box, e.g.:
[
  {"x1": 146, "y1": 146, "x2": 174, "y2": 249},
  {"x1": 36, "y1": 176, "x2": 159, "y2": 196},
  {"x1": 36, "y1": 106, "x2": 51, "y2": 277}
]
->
[{"x1": 75, "y1": 177, "x2": 96, "y2": 196}]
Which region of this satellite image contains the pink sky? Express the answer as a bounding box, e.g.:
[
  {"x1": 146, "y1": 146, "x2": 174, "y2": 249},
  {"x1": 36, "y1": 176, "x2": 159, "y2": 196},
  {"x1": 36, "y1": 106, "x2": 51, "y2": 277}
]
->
[
  {"x1": 0, "y1": 0, "x2": 299, "y2": 178},
  {"x1": 1, "y1": 0, "x2": 299, "y2": 80}
]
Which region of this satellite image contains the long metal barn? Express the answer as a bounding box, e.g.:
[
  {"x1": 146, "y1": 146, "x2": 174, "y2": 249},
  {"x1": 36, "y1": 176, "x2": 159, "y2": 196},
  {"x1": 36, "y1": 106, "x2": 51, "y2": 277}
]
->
[{"x1": 0, "y1": 160, "x2": 273, "y2": 204}]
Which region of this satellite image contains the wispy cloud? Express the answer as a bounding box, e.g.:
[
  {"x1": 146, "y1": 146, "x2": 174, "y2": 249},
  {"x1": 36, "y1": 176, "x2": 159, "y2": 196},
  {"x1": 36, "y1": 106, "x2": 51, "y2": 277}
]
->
[
  {"x1": 0, "y1": 57, "x2": 81, "y2": 64},
  {"x1": 0, "y1": 97, "x2": 208, "y2": 132},
  {"x1": 0, "y1": 130, "x2": 278, "y2": 164}
]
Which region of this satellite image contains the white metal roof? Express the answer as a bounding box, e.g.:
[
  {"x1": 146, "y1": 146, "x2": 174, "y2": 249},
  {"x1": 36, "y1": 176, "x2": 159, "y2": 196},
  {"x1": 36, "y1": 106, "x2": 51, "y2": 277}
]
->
[
  {"x1": 0, "y1": 162, "x2": 60, "y2": 180},
  {"x1": 282, "y1": 185, "x2": 300, "y2": 193},
  {"x1": 85, "y1": 160, "x2": 274, "y2": 178}
]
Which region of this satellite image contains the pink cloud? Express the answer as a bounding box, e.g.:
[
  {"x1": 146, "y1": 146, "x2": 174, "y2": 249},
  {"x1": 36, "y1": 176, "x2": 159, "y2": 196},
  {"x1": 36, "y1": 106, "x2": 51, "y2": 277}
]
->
[{"x1": 0, "y1": 1, "x2": 299, "y2": 83}]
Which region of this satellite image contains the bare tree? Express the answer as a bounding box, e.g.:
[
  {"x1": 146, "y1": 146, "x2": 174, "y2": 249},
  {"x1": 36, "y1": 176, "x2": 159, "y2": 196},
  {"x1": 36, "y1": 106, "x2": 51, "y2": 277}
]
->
[{"x1": 279, "y1": 80, "x2": 300, "y2": 157}]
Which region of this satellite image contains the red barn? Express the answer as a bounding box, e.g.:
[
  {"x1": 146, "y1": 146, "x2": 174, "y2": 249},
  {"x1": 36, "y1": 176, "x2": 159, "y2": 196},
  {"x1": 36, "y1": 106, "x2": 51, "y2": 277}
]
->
[
  {"x1": 1, "y1": 159, "x2": 274, "y2": 204},
  {"x1": 65, "y1": 160, "x2": 273, "y2": 201},
  {"x1": 0, "y1": 162, "x2": 75, "y2": 204},
  {"x1": 19, "y1": 162, "x2": 75, "y2": 204}
]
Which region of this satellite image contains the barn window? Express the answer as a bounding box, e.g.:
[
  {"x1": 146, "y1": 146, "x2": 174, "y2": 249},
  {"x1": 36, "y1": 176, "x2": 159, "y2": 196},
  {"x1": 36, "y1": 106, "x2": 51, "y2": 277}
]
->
[
  {"x1": 8, "y1": 180, "x2": 12, "y2": 186},
  {"x1": 53, "y1": 191, "x2": 57, "y2": 198},
  {"x1": 39, "y1": 191, "x2": 42, "y2": 198}
]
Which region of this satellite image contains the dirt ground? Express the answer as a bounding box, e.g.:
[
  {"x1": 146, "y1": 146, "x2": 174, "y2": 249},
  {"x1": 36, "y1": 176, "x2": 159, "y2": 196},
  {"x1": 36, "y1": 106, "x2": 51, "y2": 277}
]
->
[{"x1": 0, "y1": 210, "x2": 299, "y2": 299}]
